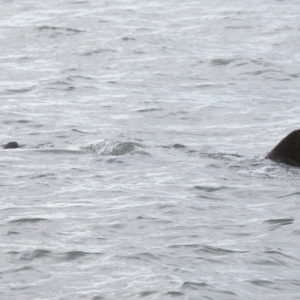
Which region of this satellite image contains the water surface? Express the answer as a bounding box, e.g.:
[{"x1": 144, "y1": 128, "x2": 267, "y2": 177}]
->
[{"x1": 1, "y1": 0, "x2": 300, "y2": 299}]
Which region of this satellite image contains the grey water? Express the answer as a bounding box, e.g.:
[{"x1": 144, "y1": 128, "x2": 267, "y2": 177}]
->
[{"x1": 1, "y1": 0, "x2": 300, "y2": 299}]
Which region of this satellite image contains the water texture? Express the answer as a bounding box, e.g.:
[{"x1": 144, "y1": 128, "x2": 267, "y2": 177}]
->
[{"x1": 0, "y1": 0, "x2": 300, "y2": 299}]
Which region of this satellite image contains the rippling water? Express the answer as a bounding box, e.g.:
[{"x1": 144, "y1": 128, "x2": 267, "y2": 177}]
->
[{"x1": 1, "y1": 0, "x2": 300, "y2": 299}]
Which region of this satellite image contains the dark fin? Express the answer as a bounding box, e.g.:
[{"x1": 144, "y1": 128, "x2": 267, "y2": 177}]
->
[{"x1": 266, "y1": 130, "x2": 300, "y2": 166}]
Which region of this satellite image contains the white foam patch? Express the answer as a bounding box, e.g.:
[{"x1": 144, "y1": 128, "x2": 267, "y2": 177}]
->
[{"x1": 82, "y1": 139, "x2": 141, "y2": 156}]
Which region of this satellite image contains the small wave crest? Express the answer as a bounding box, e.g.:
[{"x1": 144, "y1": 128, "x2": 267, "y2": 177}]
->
[{"x1": 81, "y1": 139, "x2": 145, "y2": 156}]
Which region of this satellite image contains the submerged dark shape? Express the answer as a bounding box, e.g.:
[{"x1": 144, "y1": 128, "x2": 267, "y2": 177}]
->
[
  {"x1": 2, "y1": 141, "x2": 19, "y2": 149},
  {"x1": 266, "y1": 130, "x2": 300, "y2": 166}
]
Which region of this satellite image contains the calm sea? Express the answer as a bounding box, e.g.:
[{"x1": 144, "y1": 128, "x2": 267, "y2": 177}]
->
[{"x1": 1, "y1": 0, "x2": 300, "y2": 299}]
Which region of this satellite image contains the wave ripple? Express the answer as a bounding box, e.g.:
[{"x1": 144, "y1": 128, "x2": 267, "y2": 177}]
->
[{"x1": 82, "y1": 139, "x2": 144, "y2": 156}]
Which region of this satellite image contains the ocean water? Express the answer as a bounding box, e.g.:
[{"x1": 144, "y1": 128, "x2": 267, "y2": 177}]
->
[{"x1": 1, "y1": 0, "x2": 300, "y2": 299}]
